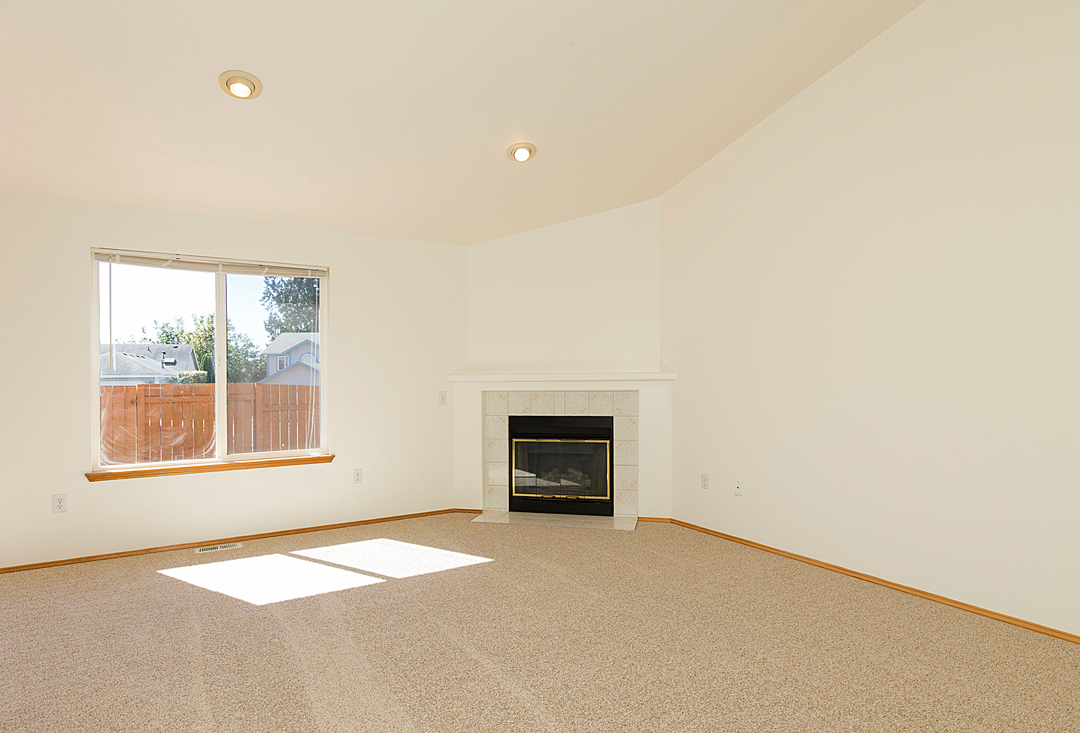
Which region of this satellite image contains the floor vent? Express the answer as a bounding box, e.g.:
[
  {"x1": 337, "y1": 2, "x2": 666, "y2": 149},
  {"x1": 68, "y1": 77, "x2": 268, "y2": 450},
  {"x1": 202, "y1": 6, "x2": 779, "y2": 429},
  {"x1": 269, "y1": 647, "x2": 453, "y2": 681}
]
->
[{"x1": 196, "y1": 542, "x2": 242, "y2": 554}]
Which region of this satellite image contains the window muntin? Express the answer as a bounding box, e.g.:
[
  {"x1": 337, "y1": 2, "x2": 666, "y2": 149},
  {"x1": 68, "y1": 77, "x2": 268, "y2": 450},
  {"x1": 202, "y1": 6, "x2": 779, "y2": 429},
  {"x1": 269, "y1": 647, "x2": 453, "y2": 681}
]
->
[{"x1": 93, "y1": 250, "x2": 328, "y2": 470}]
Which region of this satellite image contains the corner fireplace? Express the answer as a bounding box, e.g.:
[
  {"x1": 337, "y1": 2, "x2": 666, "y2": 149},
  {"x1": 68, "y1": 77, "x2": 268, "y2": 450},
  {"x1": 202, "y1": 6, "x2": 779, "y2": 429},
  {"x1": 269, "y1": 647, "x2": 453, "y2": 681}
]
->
[{"x1": 508, "y1": 416, "x2": 614, "y2": 516}]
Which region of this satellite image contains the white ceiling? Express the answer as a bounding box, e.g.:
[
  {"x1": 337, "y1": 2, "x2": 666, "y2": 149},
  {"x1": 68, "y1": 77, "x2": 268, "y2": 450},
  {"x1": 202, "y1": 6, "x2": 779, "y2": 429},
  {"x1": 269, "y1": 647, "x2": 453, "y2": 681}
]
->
[{"x1": 0, "y1": 1, "x2": 924, "y2": 246}]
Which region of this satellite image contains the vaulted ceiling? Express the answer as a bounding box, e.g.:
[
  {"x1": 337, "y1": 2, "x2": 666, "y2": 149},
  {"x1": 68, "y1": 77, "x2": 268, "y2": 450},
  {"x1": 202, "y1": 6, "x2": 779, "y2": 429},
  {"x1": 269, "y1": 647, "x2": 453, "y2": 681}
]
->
[{"x1": 0, "y1": 1, "x2": 924, "y2": 245}]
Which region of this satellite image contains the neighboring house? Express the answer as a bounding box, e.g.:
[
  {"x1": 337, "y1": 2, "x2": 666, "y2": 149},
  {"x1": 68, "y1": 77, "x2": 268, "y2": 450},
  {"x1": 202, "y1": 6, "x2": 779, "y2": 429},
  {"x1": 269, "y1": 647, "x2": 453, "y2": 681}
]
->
[
  {"x1": 99, "y1": 343, "x2": 199, "y2": 385},
  {"x1": 261, "y1": 332, "x2": 320, "y2": 386}
]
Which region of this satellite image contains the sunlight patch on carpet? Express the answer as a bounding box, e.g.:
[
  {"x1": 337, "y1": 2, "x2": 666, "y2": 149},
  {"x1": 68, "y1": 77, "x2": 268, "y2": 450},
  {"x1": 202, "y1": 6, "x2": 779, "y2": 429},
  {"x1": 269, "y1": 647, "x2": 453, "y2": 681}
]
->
[
  {"x1": 293, "y1": 539, "x2": 493, "y2": 578},
  {"x1": 159, "y1": 553, "x2": 383, "y2": 605}
]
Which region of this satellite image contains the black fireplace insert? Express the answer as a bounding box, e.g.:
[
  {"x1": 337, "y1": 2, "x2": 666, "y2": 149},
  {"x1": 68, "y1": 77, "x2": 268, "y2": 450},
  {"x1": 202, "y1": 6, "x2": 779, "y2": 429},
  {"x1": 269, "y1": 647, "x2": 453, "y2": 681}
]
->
[{"x1": 508, "y1": 416, "x2": 614, "y2": 516}]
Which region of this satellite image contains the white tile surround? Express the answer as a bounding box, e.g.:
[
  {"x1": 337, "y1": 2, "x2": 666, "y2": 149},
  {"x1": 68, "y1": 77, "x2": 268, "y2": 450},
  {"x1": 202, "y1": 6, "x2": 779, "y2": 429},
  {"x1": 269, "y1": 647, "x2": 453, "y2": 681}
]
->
[
  {"x1": 449, "y1": 372, "x2": 675, "y2": 522},
  {"x1": 482, "y1": 391, "x2": 640, "y2": 517}
]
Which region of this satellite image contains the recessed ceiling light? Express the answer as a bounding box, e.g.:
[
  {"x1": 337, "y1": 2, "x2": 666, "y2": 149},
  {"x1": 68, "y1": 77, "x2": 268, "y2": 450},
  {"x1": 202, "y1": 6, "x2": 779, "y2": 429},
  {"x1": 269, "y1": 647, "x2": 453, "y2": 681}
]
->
[
  {"x1": 229, "y1": 79, "x2": 253, "y2": 97},
  {"x1": 507, "y1": 143, "x2": 536, "y2": 163},
  {"x1": 219, "y1": 70, "x2": 262, "y2": 100}
]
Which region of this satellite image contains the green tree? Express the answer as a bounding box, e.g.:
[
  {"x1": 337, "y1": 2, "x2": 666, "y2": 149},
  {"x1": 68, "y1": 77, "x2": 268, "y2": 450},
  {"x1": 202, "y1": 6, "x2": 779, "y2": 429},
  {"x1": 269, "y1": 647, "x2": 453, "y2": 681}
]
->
[
  {"x1": 150, "y1": 318, "x2": 189, "y2": 347},
  {"x1": 226, "y1": 326, "x2": 266, "y2": 384},
  {"x1": 186, "y1": 314, "x2": 216, "y2": 371},
  {"x1": 200, "y1": 353, "x2": 215, "y2": 384},
  {"x1": 124, "y1": 318, "x2": 183, "y2": 347},
  {"x1": 151, "y1": 315, "x2": 265, "y2": 384},
  {"x1": 261, "y1": 276, "x2": 320, "y2": 339}
]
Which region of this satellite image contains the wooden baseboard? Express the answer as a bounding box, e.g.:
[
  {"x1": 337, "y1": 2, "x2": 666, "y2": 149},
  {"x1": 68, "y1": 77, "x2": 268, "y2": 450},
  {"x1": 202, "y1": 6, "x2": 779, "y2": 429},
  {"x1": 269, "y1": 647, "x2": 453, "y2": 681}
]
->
[
  {"x1": 5, "y1": 508, "x2": 1075, "y2": 646},
  {"x1": 649, "y1": 517, "x2": 1079, "y2": 646},
  {"x1": 0, "y1": 508, "x2": 476, "y2": 575}
]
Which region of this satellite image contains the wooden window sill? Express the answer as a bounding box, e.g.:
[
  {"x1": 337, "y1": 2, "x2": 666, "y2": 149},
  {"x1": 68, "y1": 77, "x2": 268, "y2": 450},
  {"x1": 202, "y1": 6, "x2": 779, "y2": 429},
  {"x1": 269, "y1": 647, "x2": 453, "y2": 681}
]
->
[{"x1": 85, "y1": 454, "x2": 334, "y2": 481}]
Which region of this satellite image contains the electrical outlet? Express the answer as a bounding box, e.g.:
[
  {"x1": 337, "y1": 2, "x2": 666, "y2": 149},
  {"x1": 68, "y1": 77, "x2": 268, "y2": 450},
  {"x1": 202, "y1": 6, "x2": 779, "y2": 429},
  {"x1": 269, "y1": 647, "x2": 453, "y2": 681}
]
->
[
  {"x1": 734, "y1": 480, "x2": 742, "y2": 496},
  {"x1": 353, "y1": 468, "x2": 363, "y2": 484},
  {"x1": 438, "y1": 390, "x2": 447, "y2": 405},
  {"x1": 53, "y1": 494, "x2": 67, "y2": 513},
  {"x1": 701, "y1": 473, "x2": 709, "y2": 490}
]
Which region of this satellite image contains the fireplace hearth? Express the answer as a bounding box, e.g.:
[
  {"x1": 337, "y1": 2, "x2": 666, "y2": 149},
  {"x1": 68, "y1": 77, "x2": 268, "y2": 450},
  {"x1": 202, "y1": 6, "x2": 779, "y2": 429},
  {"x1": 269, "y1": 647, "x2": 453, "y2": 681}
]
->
[{"x1": 509, "y1": 416, "x2": 614, "y2": 516}]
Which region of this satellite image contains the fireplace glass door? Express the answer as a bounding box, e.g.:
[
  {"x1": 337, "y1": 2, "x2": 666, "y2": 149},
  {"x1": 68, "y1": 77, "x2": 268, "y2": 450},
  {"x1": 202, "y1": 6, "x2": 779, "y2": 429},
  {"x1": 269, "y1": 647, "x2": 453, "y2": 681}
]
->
[{"x1": 511, "y1": 439, "x2": 610, "y2": 500}]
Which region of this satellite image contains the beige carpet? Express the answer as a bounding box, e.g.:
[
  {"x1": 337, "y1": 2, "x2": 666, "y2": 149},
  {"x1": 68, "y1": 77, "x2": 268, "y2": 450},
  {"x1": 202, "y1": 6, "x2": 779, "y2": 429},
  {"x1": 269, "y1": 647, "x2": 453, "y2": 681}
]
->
[{"x1": 1, "y1": 514, "x2": 1076, "y2": 732}]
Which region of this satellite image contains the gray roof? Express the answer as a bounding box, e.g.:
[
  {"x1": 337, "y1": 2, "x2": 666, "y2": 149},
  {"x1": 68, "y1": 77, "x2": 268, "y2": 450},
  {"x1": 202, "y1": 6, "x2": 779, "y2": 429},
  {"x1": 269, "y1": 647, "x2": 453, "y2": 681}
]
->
[
  {"x1": 258, "y1": 360, "x2": 320, "y2": 384},
  {"x1": 262, "y1": 332, "x2": 319, "y2": 356},
  {"x1": 99, "y1": 343, "x2": 198, "y2": 377}
]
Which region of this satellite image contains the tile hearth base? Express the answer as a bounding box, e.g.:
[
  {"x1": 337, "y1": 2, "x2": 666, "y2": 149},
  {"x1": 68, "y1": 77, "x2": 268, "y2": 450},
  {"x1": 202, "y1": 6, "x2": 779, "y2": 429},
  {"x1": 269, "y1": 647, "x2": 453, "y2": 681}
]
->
[{"x1": 471, "y1": 511, "x2": 637, "y2": 531}]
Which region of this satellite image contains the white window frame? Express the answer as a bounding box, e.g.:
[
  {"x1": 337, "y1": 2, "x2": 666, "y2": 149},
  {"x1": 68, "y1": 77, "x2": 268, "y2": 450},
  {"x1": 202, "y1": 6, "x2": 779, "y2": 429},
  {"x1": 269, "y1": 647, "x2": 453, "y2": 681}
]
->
[
  {"x1": 277, "y1": 355, "x2": 288, "y2": 372},
  {"x1": 89, "y1": 248, "x2": 331, "y2": 471}
]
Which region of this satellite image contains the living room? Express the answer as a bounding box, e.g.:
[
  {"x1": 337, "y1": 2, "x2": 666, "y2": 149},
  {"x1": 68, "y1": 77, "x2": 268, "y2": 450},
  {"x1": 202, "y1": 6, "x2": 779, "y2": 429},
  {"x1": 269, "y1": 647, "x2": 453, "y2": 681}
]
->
[{"x1": 1, "y1": 0, "x2": 1077, "y2": 729}]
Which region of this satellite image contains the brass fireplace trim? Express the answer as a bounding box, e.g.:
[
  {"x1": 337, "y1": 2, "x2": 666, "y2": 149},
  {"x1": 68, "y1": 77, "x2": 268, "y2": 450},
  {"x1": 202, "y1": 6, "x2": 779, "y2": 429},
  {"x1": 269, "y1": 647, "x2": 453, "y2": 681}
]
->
[{"x1": 510, "y1": 438, "x2": 611, "y2": 500}]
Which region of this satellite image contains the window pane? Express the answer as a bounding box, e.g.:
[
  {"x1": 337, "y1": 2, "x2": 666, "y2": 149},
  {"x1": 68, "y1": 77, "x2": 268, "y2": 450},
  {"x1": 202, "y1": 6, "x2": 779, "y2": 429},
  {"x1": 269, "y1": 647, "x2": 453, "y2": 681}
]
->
[
  {"x1": 98, "y1": 262, "x2": 216, "y2": 465},
  {"x1": 225, "y1": 274, "x2": 320, "y2": 454}
]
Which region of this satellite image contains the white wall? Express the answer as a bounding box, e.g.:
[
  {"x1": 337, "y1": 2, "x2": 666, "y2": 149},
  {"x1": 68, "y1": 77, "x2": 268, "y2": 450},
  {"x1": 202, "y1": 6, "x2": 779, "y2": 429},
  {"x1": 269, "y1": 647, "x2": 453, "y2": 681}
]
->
[
  {"x1": 661, "y1": 0, "x2": 1079, "y2": 634},
  {"x1": 0, "y1": 192, "x2": 467, "y2": 568},
  {"x1": 467, "y1": 199, "x2": 662, "y2": 373},
  {"x1": 460, "y1": 198, "x2": 672, "y2": 519}
]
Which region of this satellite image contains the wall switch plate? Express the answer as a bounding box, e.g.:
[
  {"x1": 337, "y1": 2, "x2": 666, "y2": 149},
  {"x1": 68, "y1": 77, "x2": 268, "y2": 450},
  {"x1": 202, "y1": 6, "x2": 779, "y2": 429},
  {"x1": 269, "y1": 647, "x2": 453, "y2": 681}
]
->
[
  {"x1": 701, "y1": 473, "x2": 709, "y2": 490},
  {"x1": 53, "y1": 494, "x2": 67, "y2": 513},
  {"x1": 353, "y1": 469, "x2": 363, "y2": 484},
  {"x1": 438, "y1": 390, "x2": 447, "y2": 405},
  {"x1": 734, "y1": 480, "x2": 742, "y2": 496}
]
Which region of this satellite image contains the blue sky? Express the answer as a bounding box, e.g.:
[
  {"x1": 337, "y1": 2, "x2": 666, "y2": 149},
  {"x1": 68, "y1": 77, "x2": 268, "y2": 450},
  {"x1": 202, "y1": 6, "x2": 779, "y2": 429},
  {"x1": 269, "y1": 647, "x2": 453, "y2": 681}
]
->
[{"x1": 99, "y1": 263, "x2": 273, "y2": 349}]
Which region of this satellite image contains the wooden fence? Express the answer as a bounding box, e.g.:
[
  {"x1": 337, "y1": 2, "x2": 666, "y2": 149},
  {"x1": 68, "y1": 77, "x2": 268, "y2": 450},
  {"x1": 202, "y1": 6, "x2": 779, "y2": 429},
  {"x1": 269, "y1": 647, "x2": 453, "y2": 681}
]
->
[
  {"x1": 100, "y1": 383, "x2": 319, "y2": 465},
  {"x1": 226, "y1": 383, "x2": 320, "y2": 455}
]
